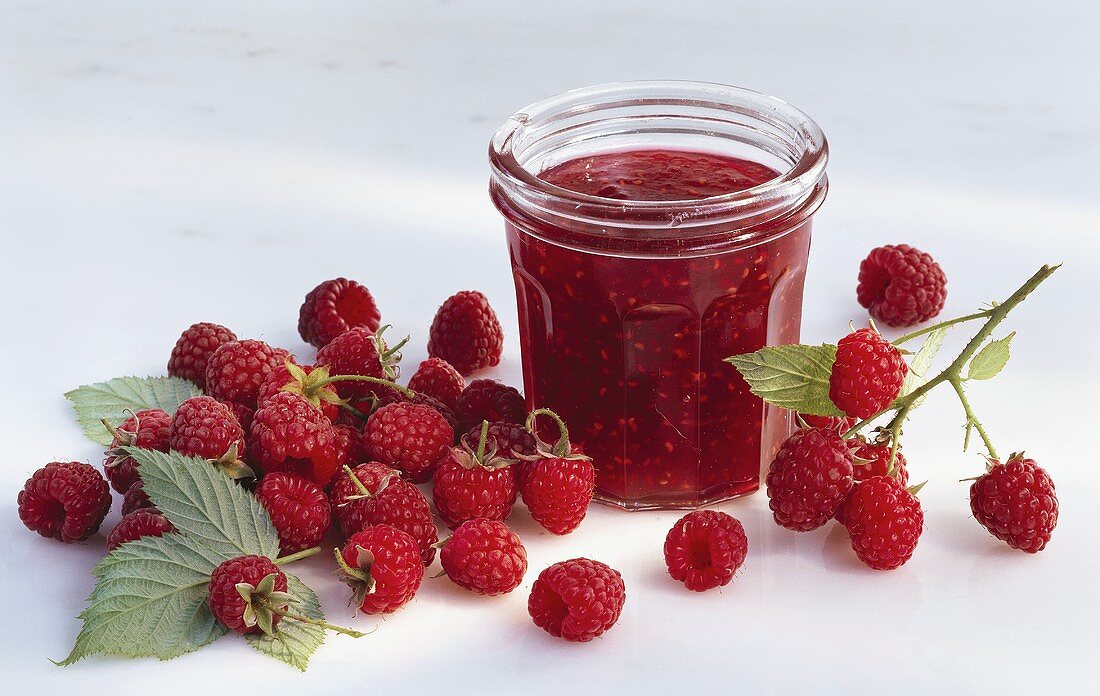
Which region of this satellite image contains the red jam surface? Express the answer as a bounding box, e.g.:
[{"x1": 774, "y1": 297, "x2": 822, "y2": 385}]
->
[{"x1": 505, "y1": 149, "x2": 810, "y2": 509}]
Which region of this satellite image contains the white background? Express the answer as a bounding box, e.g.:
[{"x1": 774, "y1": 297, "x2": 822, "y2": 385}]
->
[{"x1": 2, "y1": 2, "x2": 1098, "y2": 694}]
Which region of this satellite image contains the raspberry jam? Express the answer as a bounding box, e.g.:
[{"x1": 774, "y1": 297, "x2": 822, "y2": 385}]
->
[{"x1": 490, "y1": 82, "x2": 828, "y2": 509}]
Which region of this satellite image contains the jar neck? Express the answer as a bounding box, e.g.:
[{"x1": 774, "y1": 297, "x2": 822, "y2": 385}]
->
[{"x1": 489, "y1": 81, "x2": 828, "y2": 257}]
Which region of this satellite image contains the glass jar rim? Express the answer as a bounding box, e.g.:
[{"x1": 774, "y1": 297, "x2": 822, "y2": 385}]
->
[{"x1": 489, "y1": 80, "x2": 828, "y2": 218}]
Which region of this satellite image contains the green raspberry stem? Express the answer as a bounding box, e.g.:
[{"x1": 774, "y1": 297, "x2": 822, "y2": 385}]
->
[
  {"x1": 273, "y1": 547, "x2": 320, "y2": 566},
  {"x1": 862, "y1": 264, "x2": 1058, "y2": 469},
  {"x1": 257, "y1": 598, "x2": 366, "y2": 638},
  {"x1": 891, "y1": 310, "x2": 992, "y2": 346},
  {"x1": 949, "y1": 377, "x2": 999, "y2": 460},
  {"x1": 312, "y1": 374, "x2": 414, "y2": 398}
]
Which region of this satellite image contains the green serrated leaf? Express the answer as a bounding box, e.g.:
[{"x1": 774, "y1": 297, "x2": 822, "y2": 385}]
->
[
  {"x1": 967, "y1": 332, "x2": 1015, "y2": 380},
  {"x1": 65, "y1": 376, "x2": 203, "y2": 446},
  {"x1": 57, "y1": 533, "x2": 229, "y2": 666},
  {"x1": 726, "y1": 344, "x2": 844, "y2": 417},
  {"x1": 897, "y1": 326, "x2": 949, "y2": 410},
  {"x1": 127, "y1": 447, "x2": 280, "y2": 559},
  {"x1": 246, "y1": 573, "x2": 325, "y2": 671}
]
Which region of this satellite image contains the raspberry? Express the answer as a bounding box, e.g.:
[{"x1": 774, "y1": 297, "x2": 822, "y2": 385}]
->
[
  {"x1": 205, "y1": 339, "x2": 290, "y2": 408},
  {"x1": 102, "y1": 408, "x2": 171, "y2": 493},
  {"x1": 837, "y1": 475, "x2": 924, "y2": 570},
  {"x1": 463, "y1": 421, "x2": 536, "y2": 460},
  {"x1": 256, "y1": 359, "x2": 342, "y2": 421},
  {"x1": 255, "y1": 473, "x2": 331, "y2": 554},
  {"x1": 407, "y1": 357, "x2": 465, "y2": 410},
  {"x1": 857, "y1": 244, "x2": 947, "y2": 327},
  {"x1": 427, "y1": 290, "x2": 503, "y2": 375},
  {"x1": 798, "y1": 413, "x2": 856, "y2": 434},
  {"x1": 362, "y1": 402, "x2": 453, "y2": 484},
  {"x1": 969, "y1": 455, "x2": 1057, "y2": 553},
  {"x1": 330, "y1": 462, "x2": 438, "y2": 564},
  {"x1": 298, "y1": 278, "x2": 381, "y2": 348},
  {"x1": 106, "y1": 509, "x2": 175, "y2": 551},
  {"x1": 224, "y1": 401, "x2": 254, "y2": 436},
  {"x1": 336, "y1": 525, "x2": 424, "y2": 614},
  {"x1": 849, "y1": 437, "x2": 909, "y2": 486},
  {"x1": 432, "y1": 429, "x2": 517, "y2": 529},
  {"x1": 316, "y1": 326, "x2": 405, "y2": 400},
  {"x1": 17, "y1": 462, "x2": 112, "y2": 543},
  {"x1": 250, "y1": 392, "x2": 340, "y2": 486},
  {"x1": 333, "y1": 423, "x2": 367, "y2": 468},
  {"x1": 828, "y1": 328, "x2": 908, "y2": 419},
  {"x1": 521, "y1": 455, "x2": 594, "y2": 535},
  {"x1": 121, "y1": 480, "x2": 154, "y2": 515},
  {"x1": 167, "y1": 322, "x2": 237, "y2": 388},
  {"x1": 440, "y1": 518, "x2": 527, "y2": 595},
  {"x1": 208, "y1": 555, "x2": 293, "y2": 635},
  {"x1": 169, "y1": 396, "x2": 251, "y2": 479},
  {"x1": 528, "y1": 558, "x2": 625, "y2": 642},
  {"x1": 765, "y1": 427, "x2": 854, "y2": 531},
  {"x1": 376, "y1": 389, "x2": 460, "y2": 434},
  {"x1": 455, "y1": 379, "x2": 526, "y2": 433},
  {"x1": 663, "y1": 510, "x2": 748, "y2": 592}
]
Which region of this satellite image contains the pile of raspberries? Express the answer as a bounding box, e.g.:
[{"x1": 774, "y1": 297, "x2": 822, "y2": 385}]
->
[{"x1": 15, "y1": 243, "x2": 1057, "y2": 649}]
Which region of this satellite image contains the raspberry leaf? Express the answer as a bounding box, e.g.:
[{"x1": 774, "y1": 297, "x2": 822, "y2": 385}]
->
[
  {"x1": 126, "y1": 447, "x2": 280, "y2": 559},
  {"x1": 65, "y1": 375, "x2": 203, "y2": 446},
  {"x1": 725, "y1": 344, "x2": 845, "y2": 416},
  {"x1": 967, "y1": 332, "x2": 1014, "y2": 381},
  {"x1": 245, "y1": 573, "x2": 325, "y2": 671},
  {"x1": 897, "y1": 326, "x2": 949, "y2": 408},
  {"x1": 56, "y1": 533, "x2": 229, "y2": 666}
]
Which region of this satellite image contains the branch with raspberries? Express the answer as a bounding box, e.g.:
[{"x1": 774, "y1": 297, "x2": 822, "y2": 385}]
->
[{"x1": 729, "y1": 248, "x2": 1060, "y2": 570}]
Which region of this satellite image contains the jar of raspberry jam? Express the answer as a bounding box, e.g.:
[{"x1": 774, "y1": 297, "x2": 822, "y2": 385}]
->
[{"x1": 489, "y1": 82, "x2": 828, "y2": 510}]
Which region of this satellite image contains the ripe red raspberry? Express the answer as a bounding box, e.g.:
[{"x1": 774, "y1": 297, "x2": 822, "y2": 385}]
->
[
  {"x1": 837, "y1": 475, "x2": 924, "y2": 570},
  {"x1": 455, "y1": 379, "x2": 526, "y2": 433},
  {"x1": 17, "y1": 462, "x2": 112, "y2": 543},
  {"x1": 298, "y1": 277, "x2": 381, "y2": 348},
  {"x1": 376, "y1": 389, "x2": 460, "y2": 434},
  {"x1": 224, "y1": 401, "x2": 254, "y2": 436},
  {"x1": 167, "y1": 322, "x2": 237, "y2": 388},
  {"x1": 333, "y1": 423, "x2": 367, "y2": 468},
  {"x1": 463, "y1": 421, "x2": 536, "y2": 460},
  {"x1": 440, "y1": 518, "x2": 527, "y2": 595},
  {"x1": 316, "y1": 326, "x2": 406, "y2": 399},
  {"x1": 362, "y1": 402, "x2": 453, "y2": 484},
  {"x1": 766, "y1": 427, "x2": 854, "y2": 531},
  {"x1": 121, "y1": 480, "x2": 154, "y2": 515},
  {"x1": 255, "y1": 472, "x2": 331, "y2": 554},
  {"x1": 520, "y1": 411, "x2": 595, "y2": 535},
  {"x1": 849, "y1": 437, "x2": 910, "y2": 486},
  {"x1": 969, "y1": 455, "x2": 1057, "y2": 553},
  {"x1": 664, "y1": 510, "x2": 748, "y2": 592},
  {"x1": 106, "y1": 509, "x2": 175, "y2": 551},
  {"x1": 829, "y1": 328, "x2": 908, "y2": 419},
  {"x1": 208, "y1": 555, "x2": 292, "y2": 635},
  {"x1": 798, "y1": 413, "x2": 856, "y2": 434},
  {"x1": 336, "y1": 525, "x2": 424, "y2": 614},
  {"x1": 169, "y1": 396, "x2": 251, "y2": 478},
  {"x1": 330, "y1": 462, "x2": 438, "y2": 564},
  {"x1": 250, "y1": 392, "x2": 340, "y2": 486},
  {"x1": 407, "y1": 357, "x2": 465, "y2": 409},
  {"x1": 427, "y1": 290, "x2": 503, "y2": 375},
  {"x1": 432, "y1": 428, "x2": 517, "y2": 529},
  {"x1": 205, "y1": 339, "x2": 290, "y2": 408},
  {"x1": 528, "y1": 558, "x2": 626, "y2": 642},
  {"x1": 857, "y1": 244, "x2": 947, "y2": 327},
  {"x1": 102, "y1": 408, "x2": 171, "y2": 493}
]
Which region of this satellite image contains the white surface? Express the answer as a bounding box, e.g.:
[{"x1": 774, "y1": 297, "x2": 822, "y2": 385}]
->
[{"x1": 2, "y1": 2, "x2": 1098, "y2": 694}]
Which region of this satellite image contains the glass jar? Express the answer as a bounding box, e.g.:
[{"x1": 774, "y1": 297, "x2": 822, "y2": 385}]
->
[{"x1": 489, "y1": 81, "x2": 828, "y2": 510}]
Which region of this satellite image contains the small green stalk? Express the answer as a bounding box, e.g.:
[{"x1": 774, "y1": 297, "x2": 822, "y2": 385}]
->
[
  {"x1": 892, "y1": 309, "x2": 992, "y2": 346},
  {"x1": 846, "y1": 264, "x2": 1059, "y2": 468},
  {"x1": 312, "y1": 374, "x2": 414, "y2": 398},
  {"x1": 256, "y1": 598, "x2": 366, "y2": 639},
  {"x1": 273, "y1": 547, "x2": 320, "y2": 566}
]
